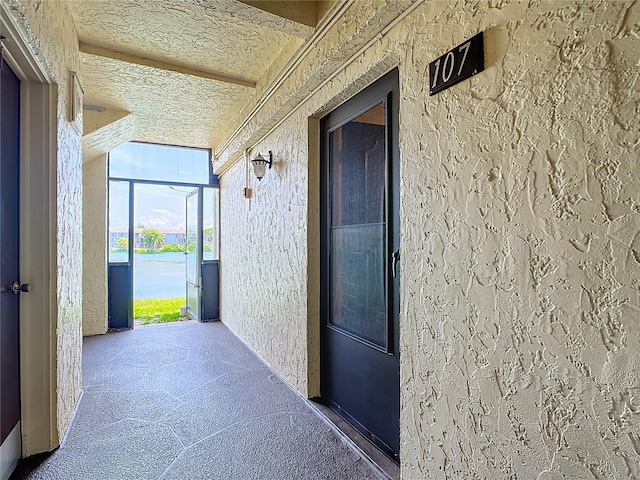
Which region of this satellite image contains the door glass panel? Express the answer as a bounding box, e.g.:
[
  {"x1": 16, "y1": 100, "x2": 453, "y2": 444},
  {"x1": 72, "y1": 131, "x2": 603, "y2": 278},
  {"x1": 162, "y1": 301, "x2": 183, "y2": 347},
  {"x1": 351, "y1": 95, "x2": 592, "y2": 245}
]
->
[
  {"x1": 329, "y1": 102, "x2": 387, "y2": 347},
  {"x1": 185, "y1": 189, "x2": 200, "y2": 320},
  {"x1": 109, "y1": 181, "x2": 130, "y2": 263},
  {"x1": 185, "y1": 191, "x2": 198, "y2": 283},
  {"x1": 203, "y1": 188, "x2": 219, "y2": 261},
  {"x1": 187, "y1": 283, "x2": 199, "y2": 317}
]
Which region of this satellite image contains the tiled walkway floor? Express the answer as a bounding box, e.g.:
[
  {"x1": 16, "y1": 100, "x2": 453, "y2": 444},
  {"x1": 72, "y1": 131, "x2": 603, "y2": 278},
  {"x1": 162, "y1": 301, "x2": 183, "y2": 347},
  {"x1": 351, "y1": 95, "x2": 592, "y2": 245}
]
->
[{"x1": 15, "y1": 321, "x2": 384, "y2": 480}]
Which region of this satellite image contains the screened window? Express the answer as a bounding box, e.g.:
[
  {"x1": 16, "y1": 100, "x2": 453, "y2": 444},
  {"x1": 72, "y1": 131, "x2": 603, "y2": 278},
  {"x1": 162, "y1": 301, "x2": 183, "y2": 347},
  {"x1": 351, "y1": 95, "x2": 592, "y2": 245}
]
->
[
  {"x1": 108, "y1": 181, "x2": 130, "y2": 263},
  {"x1": 109, "y1": 142, "x2": 211, "y2": 184},
  {"x1": 203, "y1": 188, "x2": 220, "y2": 261},
  {"x1": 328, "y1": 102, "x2": 387, "y2": 347}
]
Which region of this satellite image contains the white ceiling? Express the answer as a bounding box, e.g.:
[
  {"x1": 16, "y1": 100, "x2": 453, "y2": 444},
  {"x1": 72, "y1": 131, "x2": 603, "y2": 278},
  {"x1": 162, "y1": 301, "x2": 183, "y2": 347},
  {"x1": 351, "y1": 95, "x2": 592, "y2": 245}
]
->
[{"x1": 71, "y1": 0, "x2": 330, "y2": 150}]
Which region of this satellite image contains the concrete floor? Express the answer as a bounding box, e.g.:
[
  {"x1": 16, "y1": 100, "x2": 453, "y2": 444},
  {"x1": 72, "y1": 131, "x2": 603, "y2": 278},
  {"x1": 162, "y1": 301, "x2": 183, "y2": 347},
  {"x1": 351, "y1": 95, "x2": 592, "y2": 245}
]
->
[{"x1": 12, "y1": 321, "x2": 387, "y2": 480}]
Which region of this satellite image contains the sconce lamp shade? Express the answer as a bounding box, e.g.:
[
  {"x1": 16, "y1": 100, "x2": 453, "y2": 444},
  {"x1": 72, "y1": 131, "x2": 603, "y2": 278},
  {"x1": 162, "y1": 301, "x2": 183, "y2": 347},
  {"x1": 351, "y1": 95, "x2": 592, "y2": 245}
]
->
[{"x1": 251, "y1": 151, "x2": 273, "y2": 181}]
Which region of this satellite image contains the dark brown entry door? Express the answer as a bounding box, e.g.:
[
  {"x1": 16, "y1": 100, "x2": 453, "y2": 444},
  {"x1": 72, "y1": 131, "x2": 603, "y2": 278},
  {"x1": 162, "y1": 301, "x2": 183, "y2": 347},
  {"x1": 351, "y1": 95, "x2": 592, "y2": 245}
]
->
[
  {"x1": 1, "y1": 57, "x2": 22, "y2": 474},
  {"x1": 320, "y1": 69, "x2": 400, "y2": 462}
]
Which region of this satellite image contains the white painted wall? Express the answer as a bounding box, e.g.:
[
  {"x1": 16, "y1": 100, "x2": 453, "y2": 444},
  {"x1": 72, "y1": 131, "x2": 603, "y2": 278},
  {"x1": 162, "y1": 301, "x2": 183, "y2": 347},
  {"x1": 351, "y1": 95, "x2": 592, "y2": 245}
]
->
[{"x1": 219, "y1": 1, "x2": 640, "y2": 477}]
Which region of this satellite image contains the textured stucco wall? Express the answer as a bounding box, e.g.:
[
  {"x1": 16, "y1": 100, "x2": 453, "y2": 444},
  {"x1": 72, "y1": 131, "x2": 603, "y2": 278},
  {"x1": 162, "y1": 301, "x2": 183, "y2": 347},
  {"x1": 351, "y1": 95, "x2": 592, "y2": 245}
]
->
[
  {"x1": 82, "y1": 155, "x2": 108, "y2": 337},
  {"x1": 81, "y1": 109, "x2": 134, "y2": 338},
  {"x1": 9, "y1": 0, "x2": 83, "y2": 444},
  {"x1": 215, "y1": 0, "x2": 414, "y2": 170},
  {"x1": 399, "y1": 2, "x2": 640, "y2": 478},
  {"x1": 220, "y1": 112, "x2": 312, "y2": 394},
  {"x1": 220, "y1": 0, "x2": 640, "y2": 477},
  {"x1": 71, "y1": 0, "x2": 298, "y2": 149}
]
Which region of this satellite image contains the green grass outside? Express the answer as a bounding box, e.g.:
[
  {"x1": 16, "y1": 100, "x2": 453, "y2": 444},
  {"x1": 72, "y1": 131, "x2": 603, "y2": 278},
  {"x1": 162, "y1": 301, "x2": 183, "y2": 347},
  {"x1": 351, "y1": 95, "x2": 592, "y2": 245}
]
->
[{"x1": 134, "y1": 297, "x2": 186, "y2": 325}]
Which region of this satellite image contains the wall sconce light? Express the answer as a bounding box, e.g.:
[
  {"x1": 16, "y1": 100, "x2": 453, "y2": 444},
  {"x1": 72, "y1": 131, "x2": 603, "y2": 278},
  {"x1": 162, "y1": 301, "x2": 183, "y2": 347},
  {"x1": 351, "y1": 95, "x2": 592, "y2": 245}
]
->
[{"x1": 251, "y1": 151, "x2": 273, "y2": 181}]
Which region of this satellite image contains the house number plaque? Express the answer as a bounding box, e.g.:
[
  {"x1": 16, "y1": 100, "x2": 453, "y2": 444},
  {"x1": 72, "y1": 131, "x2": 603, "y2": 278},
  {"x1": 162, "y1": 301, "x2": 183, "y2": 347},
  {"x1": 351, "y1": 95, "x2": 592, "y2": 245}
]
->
[{"x1": 429, "y1": 32, "x2": 484, "y2": 96}]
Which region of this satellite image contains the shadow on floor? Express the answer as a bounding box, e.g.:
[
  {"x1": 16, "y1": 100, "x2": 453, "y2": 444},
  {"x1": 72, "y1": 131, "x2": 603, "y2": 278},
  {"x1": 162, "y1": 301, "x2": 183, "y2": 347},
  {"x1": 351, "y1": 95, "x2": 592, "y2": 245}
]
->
[
  {"x1": 10, "y1": 452, "x2": 53, "y2": 480},
  {"x1": 12, "y1": 321, "x2": 389, "y2": 480}
]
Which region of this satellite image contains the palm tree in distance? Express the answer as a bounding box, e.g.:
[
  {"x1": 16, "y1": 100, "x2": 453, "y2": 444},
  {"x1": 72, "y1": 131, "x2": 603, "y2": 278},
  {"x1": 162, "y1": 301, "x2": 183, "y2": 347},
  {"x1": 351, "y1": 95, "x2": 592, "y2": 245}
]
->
[{"x1": 139, "y1": 226, "x2": 165, "y2": 251}]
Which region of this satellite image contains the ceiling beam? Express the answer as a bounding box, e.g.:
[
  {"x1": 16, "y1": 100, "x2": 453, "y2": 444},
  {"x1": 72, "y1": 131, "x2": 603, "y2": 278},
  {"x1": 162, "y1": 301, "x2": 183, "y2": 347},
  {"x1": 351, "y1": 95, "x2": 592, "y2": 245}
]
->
[
  {"x1": 189, "y1": 0, "x2": 316, "y2": 38},
  {"x1": 83, "y1": 108, "x2": 136, "y2": 161},
  {"x1": 236, "y1": 1, "x2": 317, "y2": 28},
  {"x1": 79, "y1": 42, "x2": 256, "y2": 88}
]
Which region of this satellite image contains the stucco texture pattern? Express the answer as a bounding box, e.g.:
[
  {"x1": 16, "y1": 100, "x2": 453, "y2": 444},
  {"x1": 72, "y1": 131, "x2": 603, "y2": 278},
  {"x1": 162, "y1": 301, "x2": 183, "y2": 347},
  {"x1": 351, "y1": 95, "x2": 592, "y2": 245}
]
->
[
  {"x1": 219, "y1": 0, "x2": 640, "y2": 478},
  {"x1": 82, "y1": 155, "x2": 108, "y2": 337},
  {"x1": 215, "y1": 0, "x2": 414, "y2": 169},
  {"x1": 10, "y1": 0, "x2": 84, "y2": 442},
  {"x1": 80, "y1": 54, "x2": 252, "y2": 148},
  {"x1": 220, "y1": 110, "x2": 311, "y2": 395},
  {"x1": 82, "y1": 109, "x2": 134, "y2": 337},
  {"x1": 399, "y1": 2, "x2": 640, "y2": 478},
  {"x1": 71, "y1": 0, "x2": 290, "y2": 81},
  {"x1": 70, "y1": 0, "x2": 304, "y2": 149}
]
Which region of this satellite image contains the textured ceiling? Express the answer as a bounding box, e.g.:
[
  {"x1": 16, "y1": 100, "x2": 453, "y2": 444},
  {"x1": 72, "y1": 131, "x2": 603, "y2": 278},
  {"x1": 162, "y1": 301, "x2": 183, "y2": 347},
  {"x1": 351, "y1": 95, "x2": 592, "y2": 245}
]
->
[{"x1": 71, "y1": 0, "x2": 323, "y2": 149}]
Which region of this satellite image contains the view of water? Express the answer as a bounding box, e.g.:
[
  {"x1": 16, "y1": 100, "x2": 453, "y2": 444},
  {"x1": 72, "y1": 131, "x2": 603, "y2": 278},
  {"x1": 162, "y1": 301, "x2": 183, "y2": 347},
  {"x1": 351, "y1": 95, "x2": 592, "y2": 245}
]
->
[
  {"x1": 111, "y1": 252, "x2": 186, "y2": 300},
  {"x1": 135, "y1": 252, "x2": 186, "y2": 300}
]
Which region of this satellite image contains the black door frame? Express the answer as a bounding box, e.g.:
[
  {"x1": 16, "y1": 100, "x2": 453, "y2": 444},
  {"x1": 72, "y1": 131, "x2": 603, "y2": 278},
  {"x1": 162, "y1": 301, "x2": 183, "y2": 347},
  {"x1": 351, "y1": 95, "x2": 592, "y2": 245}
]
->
[
  {"x1": 107, "y1": 167, "x2": 220, "y2": 329},
  {"x1": 319, "y1": 68, "x2": 401, "y2": 461}
]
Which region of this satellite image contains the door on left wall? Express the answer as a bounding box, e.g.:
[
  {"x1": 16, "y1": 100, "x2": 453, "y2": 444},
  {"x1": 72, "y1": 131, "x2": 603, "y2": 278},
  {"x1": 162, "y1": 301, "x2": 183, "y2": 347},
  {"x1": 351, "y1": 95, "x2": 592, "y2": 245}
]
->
[{"x1": 1, "y1": 54, "x2": 23, "y2": 480}]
